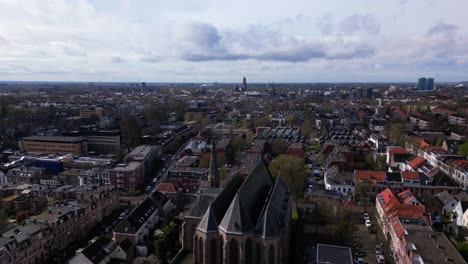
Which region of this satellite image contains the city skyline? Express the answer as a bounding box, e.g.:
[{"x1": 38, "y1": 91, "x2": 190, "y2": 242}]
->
[{"x1": 0, "y1": 0, "x2": 468, "y2": 82}]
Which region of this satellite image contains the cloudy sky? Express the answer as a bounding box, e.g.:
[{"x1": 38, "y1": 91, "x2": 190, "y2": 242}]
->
[{"x1": 0, "y1": 0, "x2": 467, "y2": 82}]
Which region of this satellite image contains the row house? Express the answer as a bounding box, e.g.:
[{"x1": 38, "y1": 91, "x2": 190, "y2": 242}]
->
[
  {"x1": 5, "y1": 166, "x2": 45, "y2": 184},
  {"x1": 386, "y1": 146, "x2": 412, "y2": 172},
  {"x1": 354, "y1": 170, "x2": 461, "y2": 202},
  {"x1": 368, "y1": 133, "x2": 393, "y2": 154},
  {"x1": 324, "y1": 166, "x2": 354, "y2": 200},
  {"x1": 448, "y1": 114, "x2": 466, "y2": 126},
  {"x1": 70, "y1": 237, "x2": 134, "y2": 264},
  {"x1": 167, "y1": 167, "x2": 208, "y2": 193},
  {"x1": 0, "y1": 223, "x2": 55, "y2": 264},
  {"x1": 113, "y1": 193, "x2": 165, "y2": 256},
  {"x1": 409, "y1": 116, "x2": 432, "y2": 130},
  {"x1": 422, "y1": 146, "x2": 467, "y2": 189},
  {"x1": 375, "y1": 188, "x2": 465, "y2": 264}
]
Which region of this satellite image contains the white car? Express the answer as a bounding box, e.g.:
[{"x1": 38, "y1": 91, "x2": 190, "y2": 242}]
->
[
  {"x1": 363, "y1": 213, "x2": 370, "y2": 221},
  {"x1": 376, "y1": 254, "x2": 385, "y2": 264},
  {"x1": 365, "y1": 220, "x2": 372, "y2": 228}
]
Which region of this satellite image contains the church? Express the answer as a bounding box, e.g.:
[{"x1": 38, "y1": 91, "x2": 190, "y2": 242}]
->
[{"x1": 182, "y1": 143, "x2": 292, "y2": 264}]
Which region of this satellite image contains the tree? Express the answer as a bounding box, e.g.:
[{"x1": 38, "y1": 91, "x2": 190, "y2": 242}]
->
[
  {"x1": 456, "y1": 242, "x2": 468, "y2": 261},
  {"x1": 388, "y1": 121, "x2": 406, "y2": 147},
  {"x1": 198, "y1": 153, "x2": 211, "y2": 168},
  {"x1": 270, "y1": 140, "x2": 289, "y2": 157},
  {"x1": 300, "y1": 119, "x2": 315, "y2": 138},
  {"x1": 119, "y1": 116, "x2": 142, "y2": 147},
  {"x1": 269, "y1": 155, "x2": 306, "y2": 197},
  {"x1": 459, "y1": 142, "x2": 468, "y2": 157}
]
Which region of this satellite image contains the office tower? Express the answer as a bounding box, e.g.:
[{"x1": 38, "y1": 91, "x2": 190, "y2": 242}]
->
[
  {"x1": 417, "y1": 78, "x2": 427, "y2": 90},
  {"x1": 242, "y1": 77, "x2": 247, "y2": 91},
  {"x1": 417, "y1": 77, "x2": 434, "y2": 90},
  {"x1": 426, "y1": 78, "x2": 434, "y2": 90}
]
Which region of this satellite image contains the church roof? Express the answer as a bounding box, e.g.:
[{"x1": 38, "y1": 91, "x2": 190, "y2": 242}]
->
[
  {"x1": 256, "y1": 176, "x2": 291, "y2": 238},
  {"x1": 197, "y1": 206, "x2": 219, "y2": 233},
  {"x1": 219, "y1": 194, "x2": 254, "y2": 234}
]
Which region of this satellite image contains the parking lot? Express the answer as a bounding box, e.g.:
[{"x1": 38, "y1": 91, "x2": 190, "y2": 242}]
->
[
  {"x1": 349, "y1": 208, "x2": 392, "y2": 264},
  {"x1": 302, "y1": 203, "x2": 393, "y2": 264}
]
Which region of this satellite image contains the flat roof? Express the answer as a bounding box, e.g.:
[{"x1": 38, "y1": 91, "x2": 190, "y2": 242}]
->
[
  {"x1": 22, "y1": 136, "x2": 87, "y2": 143},
  {"x1": 316, "y1": 244, "x2": 353, "y2": 264}
]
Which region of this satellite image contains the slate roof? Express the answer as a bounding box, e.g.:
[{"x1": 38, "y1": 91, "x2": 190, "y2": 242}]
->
[
  {"x1": 114, "y1": 197, "x2": 158, "y2": 234},
  {"x1": 197, "y1": 206, "x2": 219, "y2": 233},
  {"x1": 196, "y1": 158, "x2": 291, "y2": 238},
  {"x1": 80, "y1": 237, "x2": 114, "y2": 264},
  {"x1": 198, "y1": 174, "x2": 243, "y2": 231},
  {"x1": 256, "y1": 176, "x2": 291, "y2": 238},
  {"x1": 435, "y1": 191, "x2": 455, "y2": 204},
  {"x1": 219, "y1": 194, "x2": 253, "y2": 234},
  {"x1": 186, "y1": 194, "x2": 216, "y2": 219}
]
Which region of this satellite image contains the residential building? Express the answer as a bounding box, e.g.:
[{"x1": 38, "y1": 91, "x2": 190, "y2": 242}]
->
[
  {"x1": 19, "y1": 136, "x2": 88, "y2": 155},
  {"x1": 6, "y1": 166, "x2": 45, "y2": 184},
  {"x1": 113, "y1": 194, "x2": 163, "y2": 256},
  {"x1": 448, "y1": 114, "x2": 467, "y2": 126},
  {"x1": 80, "y1": 107, "x2": 103, "y2": 119},
  {"x1": 167, "y1": 167, "x2": 208, "y2": 193},
  {"x1": 0, "y1": 223, "x2": 54, "y2": 264},
  {"x1": 375, "y1": 188, "x2": 464, "y2": 264},
  {"x1": 409, "y1": 116, "x2": 431, "y2": 130},
  {"x1": 386, "y1": 146, "x2": 411, "y2": 171},
  {"x1": 70, "y1": 237, "x2": 133, "y2": 264},
  {"x1": 324, "y1": 166, "x2": 354, "y2": 199},
  {"x1": 354, "y1": 170, "x2": 461, "y2": 202},
  {"x1": 124, "y1": 145, "x2": 160, "y2": 178},
  {"x1": 109, "y1": 162, "x2": 144, "y2": 192}
]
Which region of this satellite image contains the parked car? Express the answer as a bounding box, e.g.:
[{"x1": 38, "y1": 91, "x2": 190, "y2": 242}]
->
[
  {"x1": 375, "y1": 244, "x2": 382, "y2": 255},
  {"x1": 365, "y1": 220, "x2": 372, "y2": 228},
  {"x1": 376, "y1": 254, "x2": 385, "y2": 264},
  {"x1": 363, "y1": 212, "x2": 370, "y2": 221},
  {"x1": 145, "y1": 186, "x2": 151, "y2": 192},
  {"x1": 118, "y1": 213, "x2": 126, "y2": 220},
  {"x1": 354, "y1": 257, "x2": 364, "y2": 264}
]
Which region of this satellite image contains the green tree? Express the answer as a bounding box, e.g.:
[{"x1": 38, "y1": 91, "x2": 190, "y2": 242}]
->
[
  {"x1": 388, "y1": 121, "x2": 406, "y2": 147},
  {"x1": 269, "y1": 155, "x2": 306, "y2": 197},
  {"x1": 300, "y1": 119, "x2": 315, "y2": 138},
  {"x1": 198, "y1": 153, "x2": 211, "y2": 168},
  {"x1": 119, "y1": 116, "x2": 142, "y2": 147},
  {"x1": 459, "y1": 142, "x2": 468, "y2": 157},
  {"x1": 270, "y1": 140, "x2": 289, "y2": 157},
  {"x1": 456, "y1": 242, "x2": 468, "y2": 262}
]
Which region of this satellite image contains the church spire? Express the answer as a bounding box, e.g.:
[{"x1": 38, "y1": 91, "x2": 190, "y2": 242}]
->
[{"x1": 209, "y1": 141, "x2": 220, "y2": 188}]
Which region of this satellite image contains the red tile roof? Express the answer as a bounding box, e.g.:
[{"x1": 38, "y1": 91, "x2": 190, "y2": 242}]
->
[
  {"x1": 407, "y1": 157, "x2": 426, "y2": 170},
  {"x1": 432, "y1": 107, "x2": 456, "y2": 115},
  {"x1": 387, "y1": 146, "x2": 409, "y2": 155},
  {"x1": 450, "y1": 160, "x2": 468, "y2": 170},
  {"x1": 418, "y1": 138, "x2": 430, "y2": 147},
  {"x1": 401, "y1": 171, "x2": 420, "y2": 180},
  {"x1": 355, "y1": 170, "x2": 387, "y2": 184},
  {"x1": 155, "y1": 180, "x2": 180, "y2": 194},
  {"x1": 391, "y1": 217, "x2": 405, "y2": 238},
  {"x1": 398, "y1": 189, "x2": 416, "y2": 204}
]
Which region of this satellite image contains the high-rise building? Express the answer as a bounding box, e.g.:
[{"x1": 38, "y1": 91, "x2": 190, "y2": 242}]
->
[
  {"x1": 426, "y1": 77, "x2": 434, "y2": 90},
  {"x1": 417, "y1": 77, "x2": 434, "y2": 90},
  {"x1": 417, "y1": 78, "x2": 426, "y2": 90},
  {"x1": 242, "y1": 77, "x2": 247, "y2": 91}
]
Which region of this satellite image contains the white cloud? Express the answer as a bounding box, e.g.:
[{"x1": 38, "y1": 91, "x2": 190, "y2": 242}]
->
[{"x1": 0, "y1": 0, "x2": 467, "y2": 81}]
